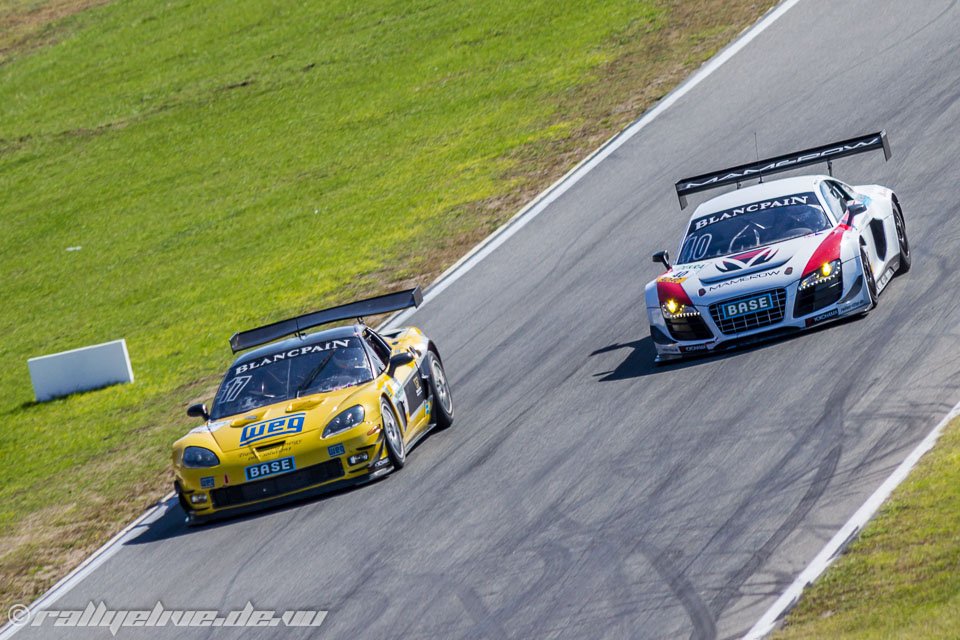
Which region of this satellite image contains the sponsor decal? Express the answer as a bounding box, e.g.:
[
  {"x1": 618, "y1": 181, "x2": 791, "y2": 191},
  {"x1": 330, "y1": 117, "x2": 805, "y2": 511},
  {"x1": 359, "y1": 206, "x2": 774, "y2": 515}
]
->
[
  {"x1": 327, "y1": 443, "x2": 345, "y2": 457},
  {"x1": 813, "y1": 309, "x2": 839, "y2": 322},
  {"x1": 689, "y1": 193, "x2": 816, "y2": 232},
  {"x1": 677, "y1": 137, "x2": 884, "y2": 191},
  {"x1": 680, "y1": 344, "x2": 709, "y2": 353},
  {"x1": 720, "y1": 293, "x2": 775, "y2": 320},
  {"x1": 200, "y1": 476, "x2": 215, "y2": 489},
  {"x1": 657, "y1": 275, "x2": 687, "y2": 284},
  {"x1": 716, "y1": 247, "x2": 779, "y2": 273},
  {"x1": 239, "y1": 413, "x2": 306, "y2": 447},
  {"x1": 245, "y1": 455, "x2": 295, "y2": 481},
  {"x1": 806, "y1": 308, "x2": 840, "y2": 327},
  {"x1": 706, "y1": 269, "x2": 781, "y2": 292},
  {"x1": 877, "y1": 266, "x2": 895, "y2": 290},
  {"x1": 234, "y1": 340, "x2": 351, "y2": 375},
  {"x1": 658, "y1": 269, "x2": 694, "y2": 284}
]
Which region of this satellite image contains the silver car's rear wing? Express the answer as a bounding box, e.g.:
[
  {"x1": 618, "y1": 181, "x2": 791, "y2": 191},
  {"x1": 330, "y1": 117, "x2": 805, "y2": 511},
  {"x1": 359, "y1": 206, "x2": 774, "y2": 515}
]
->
[{"x1": 674, "y1": 131, "x2": 891, "y2": 209}]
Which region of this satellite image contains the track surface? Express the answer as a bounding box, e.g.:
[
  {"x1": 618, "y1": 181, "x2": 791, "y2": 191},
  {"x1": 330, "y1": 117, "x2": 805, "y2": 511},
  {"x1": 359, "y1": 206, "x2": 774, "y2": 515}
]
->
[{"x1": 14, "y1": 1, "x2": 960, "y2": 638}]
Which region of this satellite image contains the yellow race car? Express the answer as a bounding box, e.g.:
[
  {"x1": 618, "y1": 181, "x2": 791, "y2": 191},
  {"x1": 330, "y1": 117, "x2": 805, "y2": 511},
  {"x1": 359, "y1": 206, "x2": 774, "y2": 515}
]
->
[{"x1": 172, "y1": 288, "x2": 454, "y2": 523}]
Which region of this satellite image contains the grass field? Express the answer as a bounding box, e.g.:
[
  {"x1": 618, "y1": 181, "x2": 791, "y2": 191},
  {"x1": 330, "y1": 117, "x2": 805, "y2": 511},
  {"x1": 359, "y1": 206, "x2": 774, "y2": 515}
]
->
[
  {"x1": 0, "y1": 0, "x2": 776, "y2": 617},
  {"x1": 775, "y1": 416, "x2": 960, "y2": 638}
]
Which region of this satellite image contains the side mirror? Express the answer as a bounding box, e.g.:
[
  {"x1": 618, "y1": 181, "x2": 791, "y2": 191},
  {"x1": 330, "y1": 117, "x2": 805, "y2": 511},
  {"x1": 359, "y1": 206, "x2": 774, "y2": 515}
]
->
[
  {"x1": 389, "y1": 352, "x2": 415, "y2": 367},
  {"x1": 846, "y1": 201, "x2": 867, "y2": 218},
  {"x1": 652, "y1": 250, "x2": 671, "y2": 270},
  {"x1": 187, "y1": 403, "x2": 209, "y2": 421}
]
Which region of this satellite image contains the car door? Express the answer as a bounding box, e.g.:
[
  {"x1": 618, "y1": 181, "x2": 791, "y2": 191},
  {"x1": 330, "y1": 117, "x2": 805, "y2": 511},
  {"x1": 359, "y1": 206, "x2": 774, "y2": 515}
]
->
[
  {"x1": 822, "y1": 179, "x2": 884, "y2": 278},
  {"x1": 362, "y1": 329, "x2": 426, "y2": 437}
]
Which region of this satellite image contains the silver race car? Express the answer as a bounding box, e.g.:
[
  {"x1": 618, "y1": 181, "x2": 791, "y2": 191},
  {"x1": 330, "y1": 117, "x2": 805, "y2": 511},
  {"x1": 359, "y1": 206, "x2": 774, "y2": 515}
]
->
[{"x1": 646, "y1": 131, "x2": 910, "y2": 362}]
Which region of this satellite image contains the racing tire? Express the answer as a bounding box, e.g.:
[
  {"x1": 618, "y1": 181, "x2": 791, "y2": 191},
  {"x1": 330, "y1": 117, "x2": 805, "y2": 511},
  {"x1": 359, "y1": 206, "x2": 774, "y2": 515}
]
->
[
  {"x1": 861, "y1": 246, "x2": 878, "y2": 311},
  {"x1": 176, "y1": 486, "x2": 190, "y2": 514},
  {"x1": 381, "y1": 398, "x2": 405, "y2": 469},
  {"x1": 893, "y1": 201, "x2": 911, "y2": 274},
  {"x1": 426, "y1": 352, "x2": 454, "y2": 429}
]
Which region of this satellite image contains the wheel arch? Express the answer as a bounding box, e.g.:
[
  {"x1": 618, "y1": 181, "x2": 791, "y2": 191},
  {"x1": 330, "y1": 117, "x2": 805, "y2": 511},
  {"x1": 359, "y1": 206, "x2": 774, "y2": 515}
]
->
[{"x1": 426, "y1": 341, "x2": 443, "y2": 366}]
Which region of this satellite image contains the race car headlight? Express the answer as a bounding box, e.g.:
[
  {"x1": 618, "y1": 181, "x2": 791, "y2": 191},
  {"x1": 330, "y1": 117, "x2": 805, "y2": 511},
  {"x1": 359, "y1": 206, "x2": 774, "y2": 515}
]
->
[
  {"x1": 182, "y1": 446, "x2": 220, "y2": 468},
  {"x1": 322, "y1": 405, "x2": 365, "y2": 438},
  {"x1": 799, "y1": 259, "x2": 842, "y2": 290},
  {"x1": 661, "y1": 298, "x2": 700, "y2": 319}
]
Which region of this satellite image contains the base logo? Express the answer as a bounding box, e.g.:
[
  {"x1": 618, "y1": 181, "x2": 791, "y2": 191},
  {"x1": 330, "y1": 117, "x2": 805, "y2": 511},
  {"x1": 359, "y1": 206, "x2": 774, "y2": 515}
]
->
[{"x1": 245, "y1": 456, "x2": 296, "y2": 481}]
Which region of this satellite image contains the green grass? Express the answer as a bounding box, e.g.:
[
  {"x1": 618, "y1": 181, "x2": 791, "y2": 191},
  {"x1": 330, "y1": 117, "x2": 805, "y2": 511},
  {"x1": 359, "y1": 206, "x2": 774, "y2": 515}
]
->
[
  {"x1": 0, "y1": 0, "x2": 775, "y2": 615},
  {"x1": 776, "y1": 416, "x2": 960, "y2": 638}
]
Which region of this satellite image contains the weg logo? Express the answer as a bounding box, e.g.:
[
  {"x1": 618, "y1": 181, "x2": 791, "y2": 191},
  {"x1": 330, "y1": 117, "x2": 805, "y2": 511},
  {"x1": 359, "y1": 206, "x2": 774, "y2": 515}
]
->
[
  {"x1": 240, "y1": 413, "x2": 306, "y2": 447},
  {"x1": 716, "y1": 247, "x2": 778, "y2": 273}
]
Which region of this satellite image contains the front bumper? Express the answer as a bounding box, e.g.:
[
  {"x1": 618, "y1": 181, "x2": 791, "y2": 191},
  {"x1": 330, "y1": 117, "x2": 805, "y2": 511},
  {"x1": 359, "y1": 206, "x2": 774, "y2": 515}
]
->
[
  {"x1": 175, "y1": 423, "x2": 391, "y2": 523},
  {"x1": 649, "y1": 260, "x2": 871, "y2": 362}
]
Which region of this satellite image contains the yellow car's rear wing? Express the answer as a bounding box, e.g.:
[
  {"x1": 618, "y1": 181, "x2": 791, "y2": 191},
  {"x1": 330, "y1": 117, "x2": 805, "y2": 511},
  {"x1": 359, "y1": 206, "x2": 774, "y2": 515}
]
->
[
  {"x1": 230, "y1": 287, "x2": 423, "y2": 353},
  {"x1": 674, "y1": 130, "x2": 891, "y2": 209}
]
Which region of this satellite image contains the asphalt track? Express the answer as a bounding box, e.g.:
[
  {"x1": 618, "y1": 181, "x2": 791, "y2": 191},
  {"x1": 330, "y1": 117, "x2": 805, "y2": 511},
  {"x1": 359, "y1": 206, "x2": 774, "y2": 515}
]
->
[{"x1": 11, "y1": 1, "x2": 960, "y2": 638}]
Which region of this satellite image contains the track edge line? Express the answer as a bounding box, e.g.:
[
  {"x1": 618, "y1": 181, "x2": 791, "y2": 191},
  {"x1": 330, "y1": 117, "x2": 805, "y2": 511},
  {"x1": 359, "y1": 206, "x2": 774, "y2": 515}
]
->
[{"x1": 743, "y1": 399, "x2": 960, "y2": 639}]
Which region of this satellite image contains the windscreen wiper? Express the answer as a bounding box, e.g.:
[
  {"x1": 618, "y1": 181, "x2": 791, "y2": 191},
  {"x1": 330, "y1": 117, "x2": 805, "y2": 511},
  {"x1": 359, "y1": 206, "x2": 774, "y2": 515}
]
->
[{"x1": 296, "y1": 352, "x2": 335, "y2": 396}]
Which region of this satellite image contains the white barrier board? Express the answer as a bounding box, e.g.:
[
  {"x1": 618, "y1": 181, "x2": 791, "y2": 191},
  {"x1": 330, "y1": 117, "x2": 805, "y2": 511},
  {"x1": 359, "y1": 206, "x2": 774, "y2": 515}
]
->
[{"x1": 28, "y1": 339, "x2": 134, "y2": 402}]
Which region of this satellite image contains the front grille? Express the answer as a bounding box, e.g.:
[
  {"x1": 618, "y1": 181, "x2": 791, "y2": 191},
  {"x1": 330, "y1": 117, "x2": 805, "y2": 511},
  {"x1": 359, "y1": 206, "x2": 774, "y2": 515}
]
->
[
  {"x1": 211, "y1": 458, "x2": 345, "y2": 509},
  {"x1": 709, "y1": 288, "x2": 787, "y2": 335},
  {"x1": 794, "y1": 275, "x2": 843, "y2": 317},
  {"x1": 665, "y1": 314, "x2": 713, "y2": 341}
]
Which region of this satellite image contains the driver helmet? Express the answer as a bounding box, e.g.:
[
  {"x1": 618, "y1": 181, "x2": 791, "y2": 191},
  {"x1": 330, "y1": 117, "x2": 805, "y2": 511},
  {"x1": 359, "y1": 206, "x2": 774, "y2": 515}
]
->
[
  {"x1": 330, "y1": 346, "x2": 366, "y2": 371},
  {"x1": 777, "y1": 204, "x2": 822, "y2": 235}
]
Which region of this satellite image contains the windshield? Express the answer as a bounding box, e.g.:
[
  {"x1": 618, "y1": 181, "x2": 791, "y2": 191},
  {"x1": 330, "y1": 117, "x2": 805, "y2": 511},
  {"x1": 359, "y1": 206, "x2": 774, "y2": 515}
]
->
[
  {"x1": 678, "y1": 192, "x2": 830, "y2": 263},
  {"x1": 210, "y1": 337, "x2": 373, "y2": 419}
]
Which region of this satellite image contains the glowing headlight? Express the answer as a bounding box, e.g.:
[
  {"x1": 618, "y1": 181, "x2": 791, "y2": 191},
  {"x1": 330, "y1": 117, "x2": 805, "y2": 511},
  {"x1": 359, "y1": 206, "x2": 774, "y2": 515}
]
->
[
  {"x1": 799, "y1": 259, "x2": 842, "y2": 290},
  {"x1": 322, "y1": 405, "x2": 365, "y2": 438},
  {"x1": 182, "y1": 446, "x2": 220, "y2": 468},
  {"x1": 661, "y1": 298, "x2": 700, "y2": 319}
]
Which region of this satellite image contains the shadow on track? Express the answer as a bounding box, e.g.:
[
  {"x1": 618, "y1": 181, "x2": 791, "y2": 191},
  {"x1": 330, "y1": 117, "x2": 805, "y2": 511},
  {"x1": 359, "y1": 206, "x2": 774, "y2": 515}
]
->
[
  {"x1": 591, "y1": 315, "x2": 866, "y2": 381},
  {"x1": 125, "y1": 480, "x2": 375, "y2": 545},
  {"x1": 125, "y1": 426, "x2": 449, "y2": 544}
]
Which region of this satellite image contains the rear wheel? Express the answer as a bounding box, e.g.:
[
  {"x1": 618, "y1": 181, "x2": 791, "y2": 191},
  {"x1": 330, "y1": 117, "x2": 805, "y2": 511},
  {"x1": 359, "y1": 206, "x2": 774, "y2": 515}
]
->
[
  {"x1": 893, "y1": 201, "x2": 911, "y2": 274},
  {"x1": 381, "y1": 399, "x2": 405, "y2": 469},
  {"x1": 426, "y1": 353, "x2": 454, "y2": 429},
  {"x1": 861, "y1": 246, "x2": 878, "y2": 311}
]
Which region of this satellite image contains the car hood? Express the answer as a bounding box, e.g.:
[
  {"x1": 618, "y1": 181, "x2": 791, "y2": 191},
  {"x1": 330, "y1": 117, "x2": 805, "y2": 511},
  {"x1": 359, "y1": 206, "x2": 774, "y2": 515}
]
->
[
  {"x1": 204, "y1": 385, "x2": 365, "y2": 452},
  {"x1": 672, "y1": 232, "x2": 831, "y2": 301}
]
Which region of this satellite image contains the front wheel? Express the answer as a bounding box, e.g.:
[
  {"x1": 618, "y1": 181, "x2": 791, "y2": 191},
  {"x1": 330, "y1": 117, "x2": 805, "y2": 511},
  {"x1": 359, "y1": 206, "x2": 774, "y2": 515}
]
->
[
  {"x1": 426, "y1": 352, "x2": 454, "y2": 429},
  {"x1": 381, "y1": 399, "x2": 405, "y2": 469},
  {"x1": 893, "y1": 201, "x2": 911, "y2": 274}
]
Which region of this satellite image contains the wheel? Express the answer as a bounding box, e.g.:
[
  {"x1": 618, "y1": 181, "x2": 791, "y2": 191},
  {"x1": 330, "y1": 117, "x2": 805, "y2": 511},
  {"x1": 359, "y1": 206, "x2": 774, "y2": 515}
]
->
[
  {"x1": 176, "y1": 487, "x2": 190, "y2": 514},
  {"x1": 861, "y1": 246, "x2": 878, "y2": 311},
  {"x1": 381, "y1": 399, "x2": 405, "y2": 469},
  {"x1": 426, "y1": 352, "x2": 454, "y2": 429},
  {"x1": 893, "y1": 201, "x2": 911, "y2": 274}
]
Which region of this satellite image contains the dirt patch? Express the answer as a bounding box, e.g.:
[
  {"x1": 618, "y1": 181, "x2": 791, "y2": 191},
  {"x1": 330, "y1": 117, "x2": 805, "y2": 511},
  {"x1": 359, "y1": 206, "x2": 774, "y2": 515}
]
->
[{"x1": 0, "y1": 0, "x2": 112, "y2": 63}]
